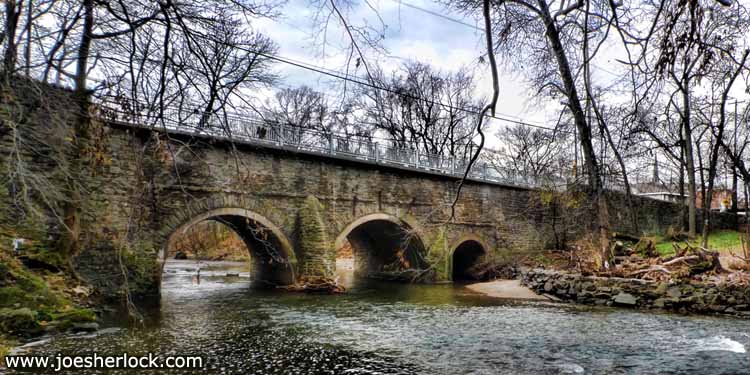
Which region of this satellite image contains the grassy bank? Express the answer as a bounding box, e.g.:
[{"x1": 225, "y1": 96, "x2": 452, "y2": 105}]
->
[{"x1": 654, "y1": 230, "x2": 746, "y2": 256}]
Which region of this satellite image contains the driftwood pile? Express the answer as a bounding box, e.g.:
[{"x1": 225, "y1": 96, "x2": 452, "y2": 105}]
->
[
  {"x1": 278, "y1": 276, "x2": 345, "y2": 294},
  {"x1": 368, "y1": 249, "x2": 435, "y2": 283},
  {"x1": 606, "y1": 237, "x2": 724, "y2": 281},
  {"x1": 728, "y1": 236, "x2": 750, "y2": 270},
  {"x1": 464, "y1": 260, "x2": 518, "y2": 281}
]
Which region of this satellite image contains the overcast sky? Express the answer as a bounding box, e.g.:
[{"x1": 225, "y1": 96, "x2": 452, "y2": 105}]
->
[
  {"x1": 252, "y1": 0, "x2": 586, "y2": 135},
  {"x1": 252, "y1": 0, "x2": 749, "y2": 153}
]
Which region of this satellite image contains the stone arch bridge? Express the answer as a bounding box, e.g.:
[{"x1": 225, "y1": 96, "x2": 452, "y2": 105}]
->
[
  {"x1": 71, "y1": 117, "x2": 579, "y2": 295},
  {"x1": 68, "y1": 111, "x2": 701, "y2": 299},
  {"x1": 0, "y1": 87, "x2": 736, "y2": 297},
  {"x1": 140, "y1": 128, "x2": 555, "y2": 286},
  {"x1": 4, "y1": 89, "x2": 711, "y2": 298}
]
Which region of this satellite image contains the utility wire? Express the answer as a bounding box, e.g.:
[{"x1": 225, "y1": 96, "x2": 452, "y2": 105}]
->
[
  {"x1": 90, "y1": 24, "x2": 561, "y2": 132},
  {"x1": 383, "y1": 0, "x2": 623, "y2": 77},
  {"x1": 231, "y1": 46, "x2": 559, "y2": 131},
  {"x1": 390, "y1": 0, "x2": 483, "y2": 31}
]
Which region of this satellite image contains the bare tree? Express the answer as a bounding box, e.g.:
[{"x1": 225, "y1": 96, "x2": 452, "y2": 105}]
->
[
  {"x1": 638, "y1": 0, "x2": 749, "y2": 238},
  {"x1": 1, "y1": 0, "x2": 284, "y2": 285},
  {"x1": 264, "y1": 86, "x2": 328, "y2": 129},
  {"x1": 2, "y1": 0, "x2": 23, "y2": 76},
  {"x1": 359, "y1": 61, "x2": 482, "y2": 158},
  {"x1": 443, "y1": 0, "x2": 625, "y2": 266},
  {"x1": 489, "y1": 124, "x2": 572, "y2": 181}
]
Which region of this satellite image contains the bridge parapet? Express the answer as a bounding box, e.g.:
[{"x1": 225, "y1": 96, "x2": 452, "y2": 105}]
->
[{"x1": 94, "y1": 97, "x2": 568, "y2": 191}]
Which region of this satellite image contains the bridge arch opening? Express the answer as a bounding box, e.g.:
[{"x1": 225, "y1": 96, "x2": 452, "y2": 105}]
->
[
  {"x1": 451, "y1": 240, "x2": 486, "y2": 282},
  {"x1": 334, "y1": 214, "x2": 427, "y2": 282},
  {"x1": 167, "y1": 220, "x2": 251, "y2": 262},
  {"x1": 165, "y1": 208, "x2": 296, "y2": 286}
]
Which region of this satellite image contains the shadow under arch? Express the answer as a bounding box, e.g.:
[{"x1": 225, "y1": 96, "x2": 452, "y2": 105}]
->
[
  {"x1": 334, "y1": 213, "x2": 428, "y2": 279},
  {"x1": 164, "y1": 208, "x2": 296, "y2": 286},
  {"x1": 450, "y1": 236, "x2": 488, "y2": 282}
]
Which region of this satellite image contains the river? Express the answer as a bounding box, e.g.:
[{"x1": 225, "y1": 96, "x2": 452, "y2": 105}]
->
[{"x1": 8, "y1": 260, "x2": 750, "y2": 374}]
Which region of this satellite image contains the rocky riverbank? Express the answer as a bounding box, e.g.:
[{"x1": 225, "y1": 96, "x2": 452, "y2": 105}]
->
[{"x1": 522, "y1": 268, "x2": 750, "y2": 318}]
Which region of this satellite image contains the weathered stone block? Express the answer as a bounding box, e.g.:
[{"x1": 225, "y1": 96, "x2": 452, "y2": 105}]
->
[{"x1": 613, "y1": 292, "x2": 638, "y2": 306}]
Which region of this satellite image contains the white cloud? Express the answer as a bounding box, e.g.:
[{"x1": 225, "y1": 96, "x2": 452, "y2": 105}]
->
[{"x1": 251, "y1": 0, "x2": 564, "y2": 137}]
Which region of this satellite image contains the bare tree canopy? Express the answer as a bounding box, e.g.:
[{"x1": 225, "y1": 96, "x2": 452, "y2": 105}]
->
[{"x1": 359, "y1": 61, "x2": 482, "y2": 157}]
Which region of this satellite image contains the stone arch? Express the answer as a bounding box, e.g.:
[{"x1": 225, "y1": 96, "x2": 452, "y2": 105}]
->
[
  {"x1": 334, "y1": 213, "x2": 428, "y2": 278},
  {"x1": 450, "y1": 235, "x2": 489, "y2": 282},
  {"x1": 162, "y1": 207, "x2": 296, "y2": 286}
]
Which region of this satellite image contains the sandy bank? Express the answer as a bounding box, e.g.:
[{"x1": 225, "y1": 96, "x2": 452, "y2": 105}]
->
[{"x1": 465, "y1": 279, "x2": 551, "y2": 301}]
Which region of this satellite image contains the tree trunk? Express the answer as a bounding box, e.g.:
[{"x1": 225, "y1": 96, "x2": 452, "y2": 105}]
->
[
  {"x1": 3, "y1": 0, "x2": 21, "y2": 76},
  {"x1": 682, "y1": 88, "x2": 697, "y2": 238},
  {"x1": 679, "y1": 147, "x2": 687, "y2": 231},
  {"x1": 536, "y1": 0, "x2": 609, "y2": 266},
  {"x1": 702, "y1": 137, "x2": 722, "y2": 248},
  {"x1": 58, "y1": 0, "x2": 93, "y2": 261},
  {"x1": 732, "y1": 101, "x2": 739, "y2": 212},
  {"x1": 24, "y1": 0, "x2": 32, "y2": 76},
  {"x1": 733, "y1": 166, "x2": 738, "y2": 211},
  {"x1": 697, "y1": 135, "x2": 707, "y2": 242},
  {"x1": 537, "y1": 1, "x2": 599, "y2": 191}
]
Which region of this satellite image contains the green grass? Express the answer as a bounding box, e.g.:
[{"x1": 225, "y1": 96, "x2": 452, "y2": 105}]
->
[
  {"x1": 0, "y1": 250, "x2": 96, "y2": 338},
  {"x1": 654, "y1": 230, "x2": 745, "y2": 257},
  {"x1": 1, "y1": 335, "x2": 15, "y2": 367}
]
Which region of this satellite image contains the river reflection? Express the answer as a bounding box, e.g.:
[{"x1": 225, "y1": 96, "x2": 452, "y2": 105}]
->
[{"x1": 8, "y1": 260, "x2": 750, "y2": 374}]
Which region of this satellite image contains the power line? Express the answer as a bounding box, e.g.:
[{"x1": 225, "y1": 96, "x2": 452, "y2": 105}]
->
[
  {"x1": 389, "y1": 0, "x2": 483, "y2": 31},
  {"x1": 248, "y1": 2, "x2": 614, "y2": 132},
  {"x1": 237, "y1": 47, "x2": 559, "y2": 131},
  {"x1": 383, "y1": 0, "x2": 625, "y2": 79}
]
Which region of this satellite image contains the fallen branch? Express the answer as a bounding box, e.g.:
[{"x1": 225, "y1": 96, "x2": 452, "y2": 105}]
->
[
  {"x1": 662, "y1": 255, "x2": 700, "y2": 266},
  {"x1": 627, "y1": 265, "x2": 671, "y2": 277},
  {"x1": 729, "y1": 251, "x2": 749, "y2": 262}
]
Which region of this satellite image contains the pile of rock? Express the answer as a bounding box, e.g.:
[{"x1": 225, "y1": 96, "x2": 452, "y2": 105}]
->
[{"x1": 522, "y1": 268, "x2": 750, "y2": 317}]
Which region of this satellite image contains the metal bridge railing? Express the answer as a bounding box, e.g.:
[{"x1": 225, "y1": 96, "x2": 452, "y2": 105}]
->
[{"x1": 93, "y1": 98, "x2": 567, "y2": 189}]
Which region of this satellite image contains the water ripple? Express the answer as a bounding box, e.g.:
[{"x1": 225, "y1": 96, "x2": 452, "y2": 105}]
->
[{"x1": 8, "y1": 263, "x2": 750, "y2": 374}]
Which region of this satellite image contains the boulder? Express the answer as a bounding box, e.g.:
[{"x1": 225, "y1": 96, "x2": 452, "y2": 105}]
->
[
  {"x1": 666, "y1": 287, "x2": 682, "y2": 299},
  {"x1": 173, "y1": 251, "x2": 188, "y2": 260},
  {"x1": 544, "y1": 281, "x2": 554, "y2": 292},
  {"x1": 71, "y1": 322, "x2": 99, "y2": 332},
  {"x1": 613, "y1": 292, "x2": 638, "y2": 306},
  {"x1": 581, "y1": 281, "x2": 596, "y2": 291}
]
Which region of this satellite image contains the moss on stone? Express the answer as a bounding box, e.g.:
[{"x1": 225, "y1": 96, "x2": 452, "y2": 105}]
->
[
  {"x1": 52, "y1": 307, "x2": 97, "y2": 323},
  {"x1": 0, "y1": 249, "x2": 96, "y2": 338},
  {"x1": 118, "y1": 241, "x2": 161, "y2": 298},
  {"x1": 0, "y1": 308, "x2": 40, "y2": 335},
  {"x1": 425, "y1": 228, "x2": 450, "y2": 281},
  {"x1": 24, "y1": 242, "x2": 67, "y2": 270},
  {"x1": 297, "y1": 195, "x2": 333, "y2": 278},
  {"x1": 48, "y1": 308, "x2": 97, "y2": 331},
  {"x1": 0, "y1": 252, "x2": 65, "y2": 311}
]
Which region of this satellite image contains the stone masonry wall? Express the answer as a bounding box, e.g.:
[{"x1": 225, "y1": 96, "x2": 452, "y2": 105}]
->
[{"x1": 605, "y1": 191, "x2": 738, "y2": 235}]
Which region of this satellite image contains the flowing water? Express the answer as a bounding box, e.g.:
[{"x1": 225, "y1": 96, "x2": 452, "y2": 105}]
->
[{"x1": 8, "y1": 260, "x2": 750, "y2": 374}]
